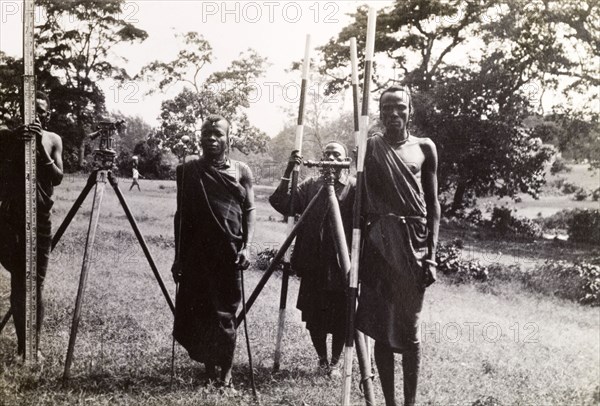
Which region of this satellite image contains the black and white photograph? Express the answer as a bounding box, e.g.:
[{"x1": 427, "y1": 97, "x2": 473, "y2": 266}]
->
[{"x1": 0, "y1": 0, "x2": 598, "y2": 405}]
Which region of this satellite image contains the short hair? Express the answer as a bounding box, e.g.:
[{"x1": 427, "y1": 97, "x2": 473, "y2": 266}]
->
[
  {"x1": 36, "y1": 91, "x2": 50, "y2": 108},
  {"x1": 379, "y1": 85, "x2": 412, "y2": 112},
  {"x1": 202, "y1": 114, "x2": 230, "y2": 135},
  {"x1": 324, "y1": 140, "x2": 348, "y2": 156}
]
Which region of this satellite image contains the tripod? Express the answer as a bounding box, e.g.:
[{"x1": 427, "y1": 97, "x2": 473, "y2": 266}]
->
[
  {"x1": 55, "y1": 163, "x2": 174, "y2": 379},
  {"x1": 236, "y1": 161, "x2": 375, "y2": 405}
]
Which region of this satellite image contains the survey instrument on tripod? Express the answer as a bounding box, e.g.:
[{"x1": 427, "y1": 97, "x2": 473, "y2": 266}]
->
[{"x1": 54, "y1": 121, "x2": 174, "y2": 380}]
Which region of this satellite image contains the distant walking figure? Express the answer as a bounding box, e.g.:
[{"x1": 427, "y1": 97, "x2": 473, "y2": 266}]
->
[{"x1": 129, "y1": 166, "x2": 143, "y2": 191}]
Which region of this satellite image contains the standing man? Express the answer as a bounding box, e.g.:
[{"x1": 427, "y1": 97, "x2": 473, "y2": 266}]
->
[
  {"x1": 0, "y1": 91, "x2": 64, "y2": 358},
  {"x1": 171, "y1": 114, "x2": 255, "y2": 387},
  {"x1": 356, "y1": 86, "x2": 440, "y2": 406},
  {"x1": 269, "y1": 141, "x2": 355, "y2": 376}
]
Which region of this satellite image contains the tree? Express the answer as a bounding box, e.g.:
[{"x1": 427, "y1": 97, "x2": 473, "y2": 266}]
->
[
  {"x1": 412, "y1": 66, "x2": 553, "y2": 212},
  {"x1": 33, "y1": 0, "x2": 148, "y2": 169},
  {"x1": 0, "y1": 52, "x2": 23, "y2": 128},
  {"x1": 317, "y1": 0, "x2": 598, "y2": 211},
  {"x1": 318, "y1": 1, "x2": 490, "y2": 94},
  {"x1": 110, "y1": 112, "x2": 154, "y2": 153},
  {"x1": 137, "y1": 32, "x2": 269, "y2": 158},
  {"x1": 479, "y1": 0, "x2": 598, "y2": 113}
]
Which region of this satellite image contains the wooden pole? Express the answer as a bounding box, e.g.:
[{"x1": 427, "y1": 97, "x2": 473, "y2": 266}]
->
[
  {"x1": 23, "y1": 0, "x2": 38, "y2": 364},
  {"x1": 273, "y1": 34, "x2": 311, "y2": 371},
  {"x1": 341, "y1": 7, "x2": 377, "y2": 406}
]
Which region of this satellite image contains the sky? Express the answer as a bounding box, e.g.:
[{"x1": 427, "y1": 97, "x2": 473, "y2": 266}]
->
[{"x1": 0, "y1": 0, "x2": 393, "y2": 137}]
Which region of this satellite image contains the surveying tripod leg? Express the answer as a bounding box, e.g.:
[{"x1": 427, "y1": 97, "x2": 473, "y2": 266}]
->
[
  {"x1": 52, "y1": 171, "x2": 98, "y2": 250},
  {"x1": 0, "y1": 308, "x2": 11, "y2": 334},
  {"x1": 325, "y1": 184, "x2": 375, "y2": 406},
  {"x1": 235, "y1": 186, "x2": 326, "y2": 328},
  {"x1": 108, "y1": 173, "x2": 175, "y2": 314},
  {"x1": 273, "y1": 262, "x2": 289, "y2": 371},
  {"x1": 63, "y1": 171, "x2": 107, "y2": 380}
]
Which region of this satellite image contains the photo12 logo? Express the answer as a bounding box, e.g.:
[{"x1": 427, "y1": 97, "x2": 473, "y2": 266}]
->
[
  {"x1": 200, "y1": 1, "x2": 340, "y2": 24},
  {"x1": 421, "y1": 321, "x2": 540, "y2": 344},
  {"x1": 1, "y1": 1, "x2": 139, "y2": 24}
]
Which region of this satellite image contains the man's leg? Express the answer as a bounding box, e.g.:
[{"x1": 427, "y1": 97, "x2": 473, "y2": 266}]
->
[
  {"x1": 205, "y1": 362, "x2": 217, "y2": 381},
  {"x1": 220, "y1": 354, "x2": 234, "y2": 386},
  {"x1": 309, "y1": 328, "x2": 328, "y2": 369},
  {"x1": 402, "y1": 343, "x2": 421, "y2": 406},
  {"x1": 10, "y1": 267, "x2": 25, "y2": 355},
  {"x1": 330, "y1": 329, "x2": 344, "y2": 367},
  {"x1": 129, "y1": 182, "x2": 134, "y2": 191},
  {"x1": 375, "y1": 341, "x2": 397, "y2": 406}
]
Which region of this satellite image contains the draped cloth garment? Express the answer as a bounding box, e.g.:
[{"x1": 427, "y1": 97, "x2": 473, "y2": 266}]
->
[
  {"x1": 269, "y1": 175, "x2": 355, "y2": 333},
  {"x1": 356, "y1": 135, "x2": 428, "y2": 352},
  {"x1": 0, "y1": 129, "x2": 54, "y2": 352},
  {"x1": 173, "y1": 158, "x2": 248, "y2": 365}
]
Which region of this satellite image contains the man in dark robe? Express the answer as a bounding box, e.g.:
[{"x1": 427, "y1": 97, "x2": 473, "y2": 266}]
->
[
  {"x1": 356, "y1": 86, "x2": 440, "y2": 406},
  {"x1": 269, "y1": 141, "x2": 355, "y2": 375},
  {"x1": 171, "y1": 115, "x2": 255, "y2": 387},
  {"x1": 0, "y1": 92, "x2": 64, "y2": 358}
]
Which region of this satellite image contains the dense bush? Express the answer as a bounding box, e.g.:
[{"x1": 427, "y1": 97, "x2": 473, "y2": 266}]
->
[
  {"x1": 568, "y1": 209, "x2": 600, "y2": 244},
  {"x1": 592, "y1": 188, "x2": 600, "y2": 201},
  {"x1": 255, "y1": 248, "x2": 287, "y2": 273},
  {"x1": 255, "y1": 248, "x2": 278, "y2": 271},
  {"x1": 116, "y1": 138, "x2": 177, "y2": 180},
  {"x1": 488, "y1": 206, "x2": 542, "y2": 238},
  {"x1": 535, "y1": 209, "x2": 572, "y2": 231},
  {"x1": 466, "y1": 208, "x2": 484, "y2": 226},
  {"x1": 573, "y1": 187, "x2": 588, "y2": 201},
  {"x1": 436, "y1": 240, "x2": 489, "y2": 283},
  {"x1": 550, "y1": 157, "x2": 571, "y2": 175},
  {"x1": 524, "y1": 260, "x2": 600, "y2": 306},
  {"x1": 561, "y1": 181, "x2": 580, "y2": 194}
]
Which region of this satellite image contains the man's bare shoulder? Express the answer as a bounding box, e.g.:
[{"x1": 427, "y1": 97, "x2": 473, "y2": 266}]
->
[
  {"x1": 416, "y1": 137, "x2": 437, "y2": 153},
  {"x1": 42, "y1": 129, "x2": 62, "y2": 146},
  {"x1": 230, "y1": 160, "x2": 253, "y2": 184}
]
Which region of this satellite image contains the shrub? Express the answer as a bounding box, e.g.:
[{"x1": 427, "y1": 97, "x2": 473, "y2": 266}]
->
[
  {"x1": 255, "y1": 248, "x2": 288, "y2": 273},
  {"x1": 573, "y1": 187, "x2": 588, "y2": 201},
  {"x1": 561, "y1": 181, "x2": 579, "y2": 194},
  {"x1": 436, "y1": 240, "x2": 489, "y2": 283},
  {"x1": 466, "y1": 208, "x2": 484, "y2": 226},
  {"x1": 592, "y1": 188, "x2": 600, "y2": 201},
  {"x1": 488, "y1": 206, "x2": 542, "y2": 238},
  {"x1": 568, "y1": 209, "x2": 600, "y2": 244},
  {"x1": 524, "y1": 260, "x2": 600, "y2": 306},
  {"x1": 536, "y1": 209, "x2": 573, "y2": 231},
  {"x1": 255, "y1": 248, "x2": 278, "y2": 271},
  {"x1": 550, "y1": 157, "x2": 571, "y2": 174}
]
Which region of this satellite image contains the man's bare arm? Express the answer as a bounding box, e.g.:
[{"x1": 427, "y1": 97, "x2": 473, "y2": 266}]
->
[
  {"x1": 241, "y1": 164, "x2": 256, "y2": 249},
  {"x1": 45, "y1": 131, "x2": 63, "y2": 186},
  {"x1": 421, "y1": 138, "x2": 440, "y2": 260}
]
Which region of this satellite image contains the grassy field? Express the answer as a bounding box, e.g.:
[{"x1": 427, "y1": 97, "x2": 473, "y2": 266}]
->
[
  {"x1": 478, "y1": 164, "x2": 599, "y2": 219},
  {"x1": 0, "y1": 173, "x2": 599, "y2": 405}
]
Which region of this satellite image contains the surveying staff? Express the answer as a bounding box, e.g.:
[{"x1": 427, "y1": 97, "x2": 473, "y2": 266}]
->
[
  {"x1": 355, "y1": 86, "x2": 440, "y2": 406},
  {"x1": 171, "y1": 115, "x2": 255, "y2": 387},
  {"x1": 269, "y1": 141, "x2": 355, "y2": 376},
  {"x1": 0, "y1": 91, "x2": 64, "y2": 358}
]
